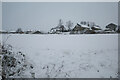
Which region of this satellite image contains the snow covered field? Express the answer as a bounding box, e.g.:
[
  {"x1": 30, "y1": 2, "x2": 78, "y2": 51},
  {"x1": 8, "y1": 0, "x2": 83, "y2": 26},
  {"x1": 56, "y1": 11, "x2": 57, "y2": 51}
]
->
[{"x1": 2, "y1": 34, "x2": 118, "y2": 78}]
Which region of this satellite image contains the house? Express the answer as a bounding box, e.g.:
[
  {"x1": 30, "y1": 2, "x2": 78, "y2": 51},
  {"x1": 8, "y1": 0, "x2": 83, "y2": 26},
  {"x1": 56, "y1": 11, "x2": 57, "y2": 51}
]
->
[
  {"x1": 59, "y1": 25, "x2": 66, "y2": 32},
  {"x1": 91, "y1": 25, "x2": 101, "y2": 30},
  {"x1": 90, "y1": 25, "x2": 102, "y2": 34},
  {"x1": 0, "y1": 30, "x2": 8, "y2": 34},
  {"x1": 117, "y1": 25, "x2": 120, "y2": 33},
  {"x1": 71, "y1": 23, "x2": 90, "y2": 34},
  {"x1": 80, "y1": 21, "x2": 95, "y2": 28},
  {"x1": 16, "y1": 28, "x2": 24, "y2": 34},
  {"x1": 49, "y1": 25, "x2": 66, "y2": 34},
  {"x1": 25, "y1": 30, "x2": 33, "y2": 34},
  {"x1": 106, "y1": 23, "x2": 117, "y2": 31},
  {"x1": 9, "y1": 31, "x2": 16, "y2": 34},
  {"x1": 50, "y1": 27, "x2": 60, "y2": 34},
  {"x1": 32, "y1": 31, "x2": 42, "y2": 34}
]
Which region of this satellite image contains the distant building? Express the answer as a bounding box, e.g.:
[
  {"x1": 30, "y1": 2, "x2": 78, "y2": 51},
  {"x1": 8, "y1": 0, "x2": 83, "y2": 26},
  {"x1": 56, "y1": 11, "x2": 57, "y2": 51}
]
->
[
  {"x1": 25, "y1": 30, "x2": 33, "y2": 34},
  {"x1": 117, "y1": 25, "x2": 120, "y2": 33},
  {"x1": 91, "y1": 25, "x2": 101, "y2": 30},
  {"x1": 50, "y1": 25, "x2": 66, "y2": 34},
  {"x1": 80, "y1": 21, "x2": 95, "y2": 28},
  {"x1": 59, "y1": 25, "x2": 66, "y2": 32},
  {"x1": 0, "y1": 30, "x2": 8, "y2": 34},
  {"x1": 71, "y1": 23, "x2": 90, "y2": 34},
  {"x1": 16, "y1": 28, "x2": 24, "y2": 34},
  {"x1": 106, "y1": 23, "x2": 117, "y2": 31},
  {"x1": 33, "y1": 31, "x2": 42, "y2": 34},
  {"x1": 9, "y1": 31, "x2": 16, "y2": 34}
]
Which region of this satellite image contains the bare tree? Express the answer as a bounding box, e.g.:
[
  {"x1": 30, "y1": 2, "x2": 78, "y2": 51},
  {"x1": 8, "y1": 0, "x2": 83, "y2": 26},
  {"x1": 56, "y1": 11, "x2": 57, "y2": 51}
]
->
[
  {"x1": 58, "y1": 19, "x2": 63, "y2": 27},
  {"x1": 66, "y1": 20, "x2": 73, "y2": 31}
]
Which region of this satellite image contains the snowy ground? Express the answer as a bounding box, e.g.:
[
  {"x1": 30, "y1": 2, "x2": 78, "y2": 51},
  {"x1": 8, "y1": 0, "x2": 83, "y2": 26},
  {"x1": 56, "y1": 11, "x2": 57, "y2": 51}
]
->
[{"x1": 2, "y1": 34, "x2": 118, "y2": 78}]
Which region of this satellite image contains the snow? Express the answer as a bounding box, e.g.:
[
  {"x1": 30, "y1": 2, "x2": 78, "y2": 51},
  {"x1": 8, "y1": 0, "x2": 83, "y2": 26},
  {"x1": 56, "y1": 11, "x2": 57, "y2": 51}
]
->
[
  {"x1": 2, "y1": 34, "x2": 118, "y2": 78},
  {"x1": 80, "y1": 24, "x2": 90, "y2": 28},
  {"x1": 93, "y1": 26, "x2": 101, "y2": 29}
]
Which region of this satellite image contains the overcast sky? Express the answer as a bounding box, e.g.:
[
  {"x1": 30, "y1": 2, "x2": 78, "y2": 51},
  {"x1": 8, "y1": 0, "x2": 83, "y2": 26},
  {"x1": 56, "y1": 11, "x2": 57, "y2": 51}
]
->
[
  {"x1": 0, "y1": 2, "x2": 1, "y2": 30},
  {"x1": 2, "y1": 2, "x2": 118, "y2": 31}
]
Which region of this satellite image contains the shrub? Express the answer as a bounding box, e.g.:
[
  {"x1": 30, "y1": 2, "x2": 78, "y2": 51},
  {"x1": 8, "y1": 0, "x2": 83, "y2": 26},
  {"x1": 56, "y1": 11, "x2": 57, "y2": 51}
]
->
[{"x1": 2, "y1": 44, "x2": 35, "y2": 79}]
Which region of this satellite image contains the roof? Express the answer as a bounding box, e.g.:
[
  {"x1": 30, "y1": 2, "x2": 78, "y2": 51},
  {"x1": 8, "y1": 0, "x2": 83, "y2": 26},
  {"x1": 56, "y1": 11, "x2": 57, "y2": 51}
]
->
[
  {"x1": 93, "y1": 25, "x2": 101, "y2": 29},
  {"x1": 81, "y1": 24, "x2": 90, "y2": 28},
  {"x1": 10, "y1": 31, "x2": 16, "y2": 32},
  {"x1": 106, "y1": 23, "x2": 117, "y2": 28}
]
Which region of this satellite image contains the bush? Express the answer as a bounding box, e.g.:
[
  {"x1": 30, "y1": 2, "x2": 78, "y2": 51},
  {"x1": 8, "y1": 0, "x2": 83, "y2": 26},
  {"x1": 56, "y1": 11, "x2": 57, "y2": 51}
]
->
[{"x1": 2, "y1": 44, "x2": 35, "y2": 79}]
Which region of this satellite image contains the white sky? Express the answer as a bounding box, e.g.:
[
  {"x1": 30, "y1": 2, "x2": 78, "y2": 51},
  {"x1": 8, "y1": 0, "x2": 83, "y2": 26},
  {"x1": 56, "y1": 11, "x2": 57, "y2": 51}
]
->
[
  {"x1": 0, "y1": 1, "x2": 1, "y2": 31},
  {"x1": 2, "y1": 2, "x2": 118, "y2": 32}
]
